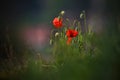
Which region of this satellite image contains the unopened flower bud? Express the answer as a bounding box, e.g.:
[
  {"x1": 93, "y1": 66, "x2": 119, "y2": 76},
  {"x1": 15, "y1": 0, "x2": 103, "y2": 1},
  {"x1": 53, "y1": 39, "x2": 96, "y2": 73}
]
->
[
  {"x1": 55, "y1": 32, "x2": 59, "y2": 37},
  {"x1": 60, "y1": 11, "x2": 65, "y2": 15},
  {"x1": 75, "y1": 27, "x2": 78, "y2": 31},
  {"x1": 49, "y1": 39, "x2": 53, "y2": 45},
  {"x1": 80, "y1": 13, "x2": 84, "y2": 19}
]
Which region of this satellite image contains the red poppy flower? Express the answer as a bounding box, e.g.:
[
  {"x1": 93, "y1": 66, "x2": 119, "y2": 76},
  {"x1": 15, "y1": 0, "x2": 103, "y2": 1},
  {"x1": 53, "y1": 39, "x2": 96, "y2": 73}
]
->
[
  {"x1": 53, "y1": 17, "x2": 62, "y2": 28},
  {"x1": 66, "y1": 29, "x2": 78, "y2": 45}
]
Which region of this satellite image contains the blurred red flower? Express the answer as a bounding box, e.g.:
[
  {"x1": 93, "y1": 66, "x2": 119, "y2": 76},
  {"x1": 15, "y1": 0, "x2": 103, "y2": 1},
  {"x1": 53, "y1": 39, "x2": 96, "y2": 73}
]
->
[
  {"x1": 66, "y1": 29, "x2": 78, "y2": 45},
  {"x1": 53, "y1": 17, "x2": 62, "y2": 28}
]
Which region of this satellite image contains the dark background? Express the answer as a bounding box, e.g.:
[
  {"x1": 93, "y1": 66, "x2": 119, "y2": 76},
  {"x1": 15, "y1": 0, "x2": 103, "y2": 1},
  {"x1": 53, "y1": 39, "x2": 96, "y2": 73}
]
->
[{"x1": 0, "y1": 0, "x2": 120, "y2": 59}]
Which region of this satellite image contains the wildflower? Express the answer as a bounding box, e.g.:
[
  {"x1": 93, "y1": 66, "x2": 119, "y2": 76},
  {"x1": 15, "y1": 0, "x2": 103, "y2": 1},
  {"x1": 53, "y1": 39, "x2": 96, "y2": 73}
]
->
[
  {"x1": 53, "y1": 17, "x2": 62, "y2": 28},
  {"x1": 66, "y1": 29, "x2": 78, "y2": 45}
]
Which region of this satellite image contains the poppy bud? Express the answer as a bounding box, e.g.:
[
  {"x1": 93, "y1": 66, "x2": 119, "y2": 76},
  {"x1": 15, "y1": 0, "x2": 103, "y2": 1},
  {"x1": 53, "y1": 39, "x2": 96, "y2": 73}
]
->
[
  {"x1": 80, "y1": 13, "x2": 84, "y2": 19},
  {"x1": 49, "y1": 39, "x2": 53, "y2": 45},
  {"x1": 55, "y1": 32, "x2": 59, "y2": 37},
  {"x1": 60, "y1": 11, "x2": 65, "y2": 16}
]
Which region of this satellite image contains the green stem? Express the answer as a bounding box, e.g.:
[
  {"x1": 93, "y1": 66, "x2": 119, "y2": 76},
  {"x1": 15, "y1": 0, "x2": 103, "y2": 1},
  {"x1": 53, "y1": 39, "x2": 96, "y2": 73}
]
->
[{"x1": 83, "y1": 11, "x2": 87, "y2": 33}]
